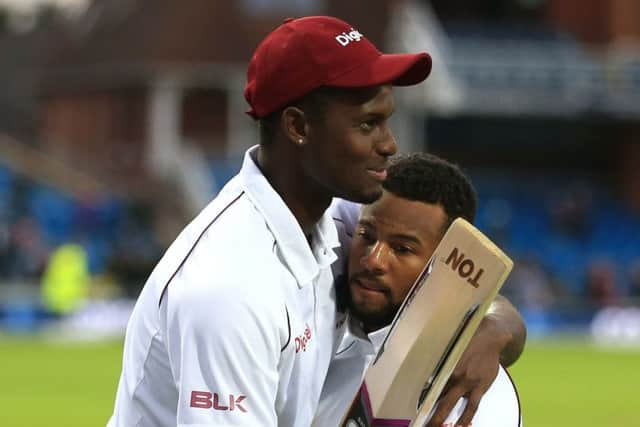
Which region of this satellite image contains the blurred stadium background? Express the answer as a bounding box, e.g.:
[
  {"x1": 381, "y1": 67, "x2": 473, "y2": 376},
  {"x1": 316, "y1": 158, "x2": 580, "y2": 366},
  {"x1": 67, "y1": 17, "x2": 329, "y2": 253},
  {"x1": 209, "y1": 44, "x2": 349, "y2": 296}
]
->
[{"x1": 0, "y1": 0, "x2": 639, "y2": 426}]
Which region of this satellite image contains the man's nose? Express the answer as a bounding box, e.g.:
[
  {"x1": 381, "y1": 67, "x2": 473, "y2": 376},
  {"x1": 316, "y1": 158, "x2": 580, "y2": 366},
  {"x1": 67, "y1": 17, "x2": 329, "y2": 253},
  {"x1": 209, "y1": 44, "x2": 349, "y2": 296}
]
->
[
  {"x1": 360, "y1": 241, "x2": 390, "y2": 274},
  {"x1": 376, "y1": 127, "x2": 397, "y2": 158}
]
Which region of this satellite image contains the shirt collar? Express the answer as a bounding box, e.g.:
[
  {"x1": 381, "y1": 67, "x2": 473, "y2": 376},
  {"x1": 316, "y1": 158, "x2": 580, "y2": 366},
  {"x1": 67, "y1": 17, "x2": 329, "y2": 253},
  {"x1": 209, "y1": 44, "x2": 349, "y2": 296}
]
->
[
  {"x1": 344, "y1": 313, "x2": 391, "y2": 355},
  {"x1": 239, "y1": 145, "x2": 340, "y2": 287},
  {"x1": 368, "y1": 325, "x2": 390, "y2": 353}
]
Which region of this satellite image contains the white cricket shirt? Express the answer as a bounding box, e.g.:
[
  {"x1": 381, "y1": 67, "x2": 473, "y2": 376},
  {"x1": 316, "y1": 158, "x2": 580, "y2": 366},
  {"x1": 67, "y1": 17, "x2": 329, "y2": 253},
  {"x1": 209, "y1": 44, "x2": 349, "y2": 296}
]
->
[
  {"x1": 108, "y1": 145, "x2": 346, "y2": 426},
  {"x1": 312, "y1": 316, "x2": 522, "y2": 426}
]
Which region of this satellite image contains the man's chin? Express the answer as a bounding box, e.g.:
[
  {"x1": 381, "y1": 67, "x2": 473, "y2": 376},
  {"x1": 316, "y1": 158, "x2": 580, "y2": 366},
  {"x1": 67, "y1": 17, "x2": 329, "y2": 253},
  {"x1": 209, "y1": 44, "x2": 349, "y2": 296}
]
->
[
  {"x1": 339, "y1": 185, "x2": 383, "y2": 205},
  {"x1": 349, "y1": 304, "x2": 395, "y2": 333}
]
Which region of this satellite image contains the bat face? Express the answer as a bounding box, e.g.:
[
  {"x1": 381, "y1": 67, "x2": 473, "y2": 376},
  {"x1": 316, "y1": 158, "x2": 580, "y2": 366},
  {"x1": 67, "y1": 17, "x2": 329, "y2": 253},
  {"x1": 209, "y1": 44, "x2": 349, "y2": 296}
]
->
[{"x1": 341, "y1": 217, "x2": 513, "y2": 427}]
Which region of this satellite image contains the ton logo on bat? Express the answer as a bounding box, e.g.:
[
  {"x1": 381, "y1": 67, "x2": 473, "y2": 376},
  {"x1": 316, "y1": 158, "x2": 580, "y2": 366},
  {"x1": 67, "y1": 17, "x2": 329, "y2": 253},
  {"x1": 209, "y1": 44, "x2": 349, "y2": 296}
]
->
[{"x1": 445, "y1": 247, "x2": 484, "y2": 288}]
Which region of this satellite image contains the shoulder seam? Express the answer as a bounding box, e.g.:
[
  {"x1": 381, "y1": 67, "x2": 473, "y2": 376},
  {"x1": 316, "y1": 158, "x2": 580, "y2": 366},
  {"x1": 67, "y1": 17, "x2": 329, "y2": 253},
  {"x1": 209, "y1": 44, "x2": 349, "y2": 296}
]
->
[
  {"x1": 280, "y1": 305, "x2": 291, "y2": 352},
  {"x1": 158, "y1": 191, "x2": 246, "y2": 307}
]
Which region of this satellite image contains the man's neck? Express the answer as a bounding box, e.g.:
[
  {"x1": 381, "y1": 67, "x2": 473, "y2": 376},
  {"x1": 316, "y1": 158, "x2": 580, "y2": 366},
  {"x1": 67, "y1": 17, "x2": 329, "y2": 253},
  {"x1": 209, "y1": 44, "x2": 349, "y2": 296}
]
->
[{"x1": 256, "y1": 144, "x2": 332, "y2": 235}]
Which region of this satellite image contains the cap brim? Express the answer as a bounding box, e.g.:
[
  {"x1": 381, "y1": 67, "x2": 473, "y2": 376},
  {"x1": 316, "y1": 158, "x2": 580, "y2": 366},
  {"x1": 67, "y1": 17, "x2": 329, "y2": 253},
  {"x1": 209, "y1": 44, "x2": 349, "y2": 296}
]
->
[{"x1": 328, "y1": 52, "x2": 432, "y2": 88}]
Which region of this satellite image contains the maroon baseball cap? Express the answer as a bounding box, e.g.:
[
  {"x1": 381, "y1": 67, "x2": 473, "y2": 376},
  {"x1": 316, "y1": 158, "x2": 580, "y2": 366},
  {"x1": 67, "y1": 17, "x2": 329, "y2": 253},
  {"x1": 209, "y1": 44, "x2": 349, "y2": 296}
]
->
[{"x1": 244, "y1": 16, "x2": 432, "y2": 119}]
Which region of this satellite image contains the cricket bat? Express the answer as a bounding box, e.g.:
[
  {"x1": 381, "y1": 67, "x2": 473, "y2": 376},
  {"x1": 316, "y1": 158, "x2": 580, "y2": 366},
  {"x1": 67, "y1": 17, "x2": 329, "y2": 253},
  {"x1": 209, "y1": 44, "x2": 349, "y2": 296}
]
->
[{"x1": 340, "y1": 217, "x2": 513, "y2": 427}]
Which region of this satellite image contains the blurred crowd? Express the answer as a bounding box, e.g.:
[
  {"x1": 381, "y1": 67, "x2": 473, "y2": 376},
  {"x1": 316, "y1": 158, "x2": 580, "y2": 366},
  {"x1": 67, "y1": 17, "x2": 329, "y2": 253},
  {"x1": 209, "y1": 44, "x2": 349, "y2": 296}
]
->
[
  {"x1": 2, "y1": 158, "x2": 640, "y2": 322},
  {"x1": 472, "y1": 173, "x2": 640, "y2": 334},
  {"x1": 0, "y1": 164, "x2": 163, "y2": 308}
]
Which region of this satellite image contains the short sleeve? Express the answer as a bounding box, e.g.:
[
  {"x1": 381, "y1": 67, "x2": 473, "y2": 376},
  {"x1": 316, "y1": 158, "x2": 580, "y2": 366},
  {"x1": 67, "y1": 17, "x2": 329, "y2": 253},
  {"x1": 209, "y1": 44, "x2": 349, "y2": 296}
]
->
[{"x1": 164, "y1": 271, "x2": 282, "y2": 426}]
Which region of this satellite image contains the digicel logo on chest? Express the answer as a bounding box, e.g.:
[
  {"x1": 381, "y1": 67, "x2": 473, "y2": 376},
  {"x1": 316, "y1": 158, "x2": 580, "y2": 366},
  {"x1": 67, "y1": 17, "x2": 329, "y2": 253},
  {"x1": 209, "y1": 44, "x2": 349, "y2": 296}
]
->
[{"x1": 295, "y1": 323, "x2": 312, "y2": 353}]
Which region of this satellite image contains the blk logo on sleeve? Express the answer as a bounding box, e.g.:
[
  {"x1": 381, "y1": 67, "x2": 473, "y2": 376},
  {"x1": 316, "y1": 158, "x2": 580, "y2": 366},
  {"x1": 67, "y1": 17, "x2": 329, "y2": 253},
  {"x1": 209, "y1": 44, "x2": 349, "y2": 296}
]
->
[{"x1": 190, "y1": 391, "x2": 247, "y2": 413}]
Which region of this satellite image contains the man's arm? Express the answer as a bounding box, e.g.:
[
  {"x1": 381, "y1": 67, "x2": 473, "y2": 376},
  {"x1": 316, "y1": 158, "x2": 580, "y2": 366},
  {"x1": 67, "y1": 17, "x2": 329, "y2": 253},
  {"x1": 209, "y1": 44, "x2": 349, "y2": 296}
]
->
[
  {"x1": 426, "y1": 294, "x2": 526, "y2": 427},
  {"x1": 440, "y1": 365, "x2": 521, "y2": 427},
  {"x1": 485, "y1": 294, "x2": 527, "y2": 367},
  {"x1": 165, "y1": 276, "x2": 282, "y2": 426}
]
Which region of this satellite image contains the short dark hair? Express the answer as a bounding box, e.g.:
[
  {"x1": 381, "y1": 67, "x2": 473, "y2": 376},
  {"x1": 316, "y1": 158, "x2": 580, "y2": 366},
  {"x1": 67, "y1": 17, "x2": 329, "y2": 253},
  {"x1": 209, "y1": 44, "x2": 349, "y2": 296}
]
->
[{"x1": 383, "y1": 153, "x2": 477, "y2": 233}]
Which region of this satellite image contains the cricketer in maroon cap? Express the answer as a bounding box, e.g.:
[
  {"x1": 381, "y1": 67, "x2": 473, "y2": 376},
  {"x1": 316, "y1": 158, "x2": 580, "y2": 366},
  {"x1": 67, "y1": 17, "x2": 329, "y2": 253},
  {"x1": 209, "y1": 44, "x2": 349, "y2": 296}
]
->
[
  {"x1": 245, "y1": 15, "x2": 432, "y2": 223},
  {"x1": 245, "y1": 17, "x2": 524, "y2": 426},
  {"x1": 108, "y1": 16, "x2": 524, "y2": 427}
]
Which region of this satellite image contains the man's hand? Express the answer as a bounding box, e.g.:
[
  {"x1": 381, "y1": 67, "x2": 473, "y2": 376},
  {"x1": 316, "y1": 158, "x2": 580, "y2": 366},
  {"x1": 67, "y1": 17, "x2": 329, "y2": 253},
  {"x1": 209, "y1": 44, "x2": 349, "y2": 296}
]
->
[{"x1": 425, "y1": 295, "x2": 526, "y2": 427}]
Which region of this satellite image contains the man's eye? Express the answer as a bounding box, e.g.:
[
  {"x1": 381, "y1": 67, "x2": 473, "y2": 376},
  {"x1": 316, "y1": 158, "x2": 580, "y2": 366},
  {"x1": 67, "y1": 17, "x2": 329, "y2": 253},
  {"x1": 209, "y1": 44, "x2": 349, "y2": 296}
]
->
[
  {"x1": 392, "y1": 245, "x2": 412, "y2": 255},
  {"x1": 356, "y1": 228, "x2": 374, "y2": 242},
  {"x1": 359, "y1": 121, "x2": 374, "y2": 132}
]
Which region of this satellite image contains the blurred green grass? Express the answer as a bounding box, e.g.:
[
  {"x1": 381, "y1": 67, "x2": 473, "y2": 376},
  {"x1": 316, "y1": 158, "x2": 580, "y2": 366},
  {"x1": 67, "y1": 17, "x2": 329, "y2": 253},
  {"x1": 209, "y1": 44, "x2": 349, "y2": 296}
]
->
[
  {"x1": 0, "y1": 335, "x2": 638, "y2": 426},
  {"x1": 509, "y1": 337, "x2": 640, "y2": 427},
  {"x1": 0, "y1": 336, "x2": 123, "y2": 427}
]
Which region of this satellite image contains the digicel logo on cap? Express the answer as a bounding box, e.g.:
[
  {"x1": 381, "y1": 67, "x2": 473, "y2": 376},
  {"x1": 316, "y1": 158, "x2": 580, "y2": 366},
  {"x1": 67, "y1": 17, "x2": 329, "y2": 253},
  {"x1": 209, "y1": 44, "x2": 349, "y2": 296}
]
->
[{"x1": 335, "y1": 28, "x2": 364, "y2": 46}]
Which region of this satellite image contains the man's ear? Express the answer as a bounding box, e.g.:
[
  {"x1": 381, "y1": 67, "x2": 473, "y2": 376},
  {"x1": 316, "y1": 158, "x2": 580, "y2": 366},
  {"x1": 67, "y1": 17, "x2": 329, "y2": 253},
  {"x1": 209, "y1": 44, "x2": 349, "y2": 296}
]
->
[{"x1": 281, "y1": 106, "x2": 309, "y2": 146}]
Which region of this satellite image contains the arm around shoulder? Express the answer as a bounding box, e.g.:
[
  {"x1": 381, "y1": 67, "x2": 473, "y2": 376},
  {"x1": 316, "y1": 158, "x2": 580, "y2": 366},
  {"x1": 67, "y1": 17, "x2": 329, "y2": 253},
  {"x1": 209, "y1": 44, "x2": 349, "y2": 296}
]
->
[
  {"x1": 484, "y1": 294, "x2": 527, "y2": 367},
  {"x1": 440, "y1": 365, "x2": 521, "y2": 427}
]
